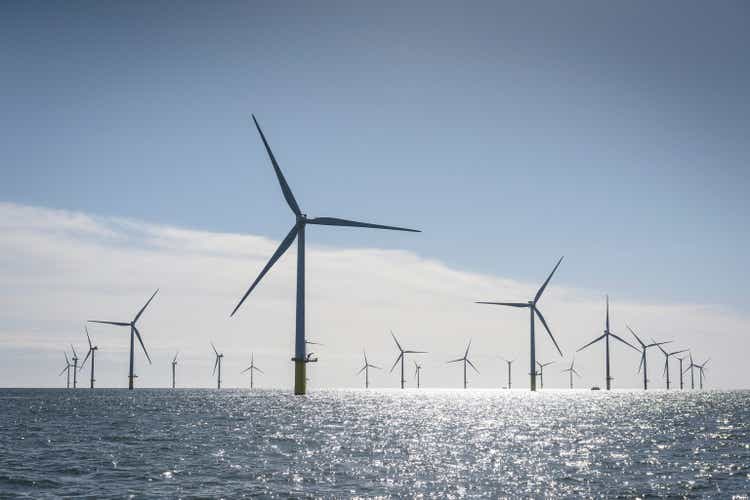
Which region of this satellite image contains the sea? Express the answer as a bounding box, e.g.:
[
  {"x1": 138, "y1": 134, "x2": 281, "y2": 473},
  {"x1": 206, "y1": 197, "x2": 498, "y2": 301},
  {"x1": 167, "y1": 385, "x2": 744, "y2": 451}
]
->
[{"x1": 1, "y1": 389, "x2": 748, "y2": 498}]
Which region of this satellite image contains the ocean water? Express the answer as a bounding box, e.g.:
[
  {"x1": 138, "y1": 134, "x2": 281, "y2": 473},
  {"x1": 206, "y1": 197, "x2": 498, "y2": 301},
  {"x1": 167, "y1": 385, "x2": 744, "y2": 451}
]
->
[{"x1": 1, "y1": 389, "x2": 748, "y2": 498}]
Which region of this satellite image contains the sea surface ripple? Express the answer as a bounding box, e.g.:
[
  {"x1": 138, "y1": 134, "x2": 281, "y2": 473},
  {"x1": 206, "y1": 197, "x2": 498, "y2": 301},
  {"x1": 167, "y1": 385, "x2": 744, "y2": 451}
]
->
[{"x1": 1, "y1": 389, "x2": 748, "y2": 498}]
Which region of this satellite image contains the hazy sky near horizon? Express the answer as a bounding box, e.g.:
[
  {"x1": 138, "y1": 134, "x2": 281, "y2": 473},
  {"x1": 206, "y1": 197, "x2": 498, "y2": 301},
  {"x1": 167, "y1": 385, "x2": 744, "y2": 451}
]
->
[{"x1": 1, "y1": 1, "x2": 748, "y2": 388}]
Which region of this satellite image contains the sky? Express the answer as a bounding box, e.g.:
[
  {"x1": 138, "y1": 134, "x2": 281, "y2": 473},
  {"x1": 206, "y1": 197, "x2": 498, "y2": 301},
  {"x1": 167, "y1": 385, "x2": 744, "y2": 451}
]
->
[{"x1": 0, "y1": 1, "x2": 748, "y2": 389}]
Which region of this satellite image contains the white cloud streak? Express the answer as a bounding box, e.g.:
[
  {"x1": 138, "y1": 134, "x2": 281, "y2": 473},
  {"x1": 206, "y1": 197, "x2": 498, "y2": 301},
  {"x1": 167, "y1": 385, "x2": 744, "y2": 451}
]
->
[{"x1": 0, "y1": 202, "x2": 743, "y2": 389}]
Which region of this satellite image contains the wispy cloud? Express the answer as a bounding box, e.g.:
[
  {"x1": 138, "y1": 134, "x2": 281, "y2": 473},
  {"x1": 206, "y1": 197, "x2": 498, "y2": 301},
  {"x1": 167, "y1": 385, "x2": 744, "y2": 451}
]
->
[{"x1": 0, "y1": 202, "x2": 742, "y2": 389}]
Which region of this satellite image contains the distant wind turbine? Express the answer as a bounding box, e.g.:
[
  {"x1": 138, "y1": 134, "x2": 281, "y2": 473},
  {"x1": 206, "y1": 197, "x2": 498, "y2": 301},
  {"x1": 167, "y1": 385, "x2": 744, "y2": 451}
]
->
[
  {"x1": 655, "y1": 342, "x2": 688, "y2": 390},
  {"x1": 675, "y1": 354, "x2": 687, "y2": 390},
  {"x1": 476, "y1": 257, "x2": 564, "y2": 391},
  {"x1": 171, "y1": 351, "x2": 179, "y2": 389},
  {"x1": 696, "y1": 358, "x2": 710, "y2": 389},
  {"x1": 577, "y1": 296, "x2": 639, "y2": 390},
  {"x1": 414, "y1": 361, "x2": 423, "y2": 389},
  {"x1": 241, "y1": 353, "x2": 263, "y2": 389},
  {"x1": 627, "y1": 325, "x2": 669, "y2": 390},
  {"x1": 683, "y1": 353, "x2": 697, "y2": 389},
  {"x1": 502, "y1": 357, "x2": 514, "y2": 389},
  {"x1": 88, "y1": 289, "x2": 158, "y2": 390},
  {"x1": 69, "y1": 345, "x2": 80, "y2": 389},
  {"x1": 59, "y1": 352, "x2": 72, "y2": 388},
  {"x1": 229, "y1": 115, "x2": 420, "y2": 396},
  {"x1": 79, "y1": 326, "x2": 98, "y2": 389},
  {"x1": 389, "y1": 332, "x2": 426, "y2": 389},
  {"x1": 356, "y1": 350, "x2": 380, "y2": 389},
  {"x1": 536, "y1": 361, "x2": 554, "y2": 389},
  {"x1": 211, "y1": 342, "x2": 224, "y2": 389},
  {"x1": 560, "y1": 358, "x2": 581, "y2": 389},
  {"x1": 447, "y1": 340, "x2": 479, "y2": 389}
]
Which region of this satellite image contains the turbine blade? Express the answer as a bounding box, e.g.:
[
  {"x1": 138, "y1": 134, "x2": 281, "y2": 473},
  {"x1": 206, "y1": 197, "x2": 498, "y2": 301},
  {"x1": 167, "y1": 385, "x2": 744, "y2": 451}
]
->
[
  {"x1": 231, "y1": 225, "x2": 298, "y2": 317},
  {"x1": 307, "y1": 217, "x2": 420, "y2": 233},
  {"x1": 88, "y1": 320, "x2": 130, "y2": 327},
  {"x1": 357, "y1": 365, "x2": 366, "y2": 375},
  {"x1": 404, "y1": 350, "x2": 427, "y2": 354},
  {"x1": 133, "y1": 326, "x2": 152, "y2": 364},
  {"x1": 626, "y1": 325, "x2": 645, "y2": 348},
  {"x1": 70, "y1": 344, "x2": 78, "y2": 358},
  {"x1": 64, "y1": 352, "x2": 69, "y2": 364},
  {"x1": 85, "y1": 325, "x2": 92, "y2": 348},
  {"x1": 390, "y1": 331, "x2": 403, "y2": 352},
  {"x1": 638, "y1": 353, "x2": 645, "y2": 373},
  {"x1": 464, "y1": 339, "x2": 472, "y2": 359},
  {"x1": 173, "y1": 351, "x2": 179, "y2": 363},
  {"x1": 389, "y1": 353, "x2": 403, "y2": 373},
  {"x1": 241, "y1": 366, "x2": 252, "y2": 374},
  {"x1": 577, "y1": 333, "x2": 606, "y2": 352},
  {"x1": 251, "y1": 114, "x2": 301, "y2": 216},
  {"x1": 654, "y1": 340, "x2": 669, "y2": 355},
  {"x1": 475, "y1": 302, "x2": 528, "y2": 307},
  {"x1": 535, "y1": 308, "x2": 563, "y2": 357},
  {"x1": 610, "y1": 333, "x2": 640, "y2": 352},
  {"x1": 80, "y1": 349, "x2": 91, "y2": 370},
  {"x1": 59, "y1": 365, "x2": 68, "y2": 376},
  {"x1": 369, "y1": 364, "x2": 382, "y2": 370},
  {"x1": 669, "y1": 349, "x2": 689, "y2": 357},
  {"x1": 573, "y1": 368, "x2": 582, "y2": 378},
  {"x1": 467, "y1": 358, "x2": 480, "y2": 374},
  {"x1": 446, "y1": 358, "x2": 463, "y2": 364},
  {"x1": 134, "y1": 289, "x2": 159, "y2": 323},
  {"x1": 534, "y1": 256, "x2": 564, "y2": 303},
  {"x1": 211, "y1": 342, "x2": 219, "y2": 356},
  {"x1": 213, "y1": 356, "x2": 219, "y2": 375},
  {"x1": 254, "y1": 366, "x2": 264, "y2": 374}
]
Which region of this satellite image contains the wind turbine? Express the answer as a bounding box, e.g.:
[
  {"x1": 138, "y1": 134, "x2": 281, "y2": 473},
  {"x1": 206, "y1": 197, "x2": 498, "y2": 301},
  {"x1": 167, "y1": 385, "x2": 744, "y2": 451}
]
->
[
  {"x1": 675, "y1": 354, "x2": 687, "y2": 390},
  {"x1": 577, "y1": 296, "x2": 639, "y2": 390},
  {"x1": 88, "y1": 289, "x2": 158, "y2": 390},
  {"x1": 229, "y1": 115, "x2": 420, "y2": 396},
  {"x1": 627, "y1": 325, "x2": 670, "y2": 390},
  {"x1": 241, "y1": 353, "x2": 263, "y2": 389},
  {"x1": 696, "y1": 358, "x2": 710, "y2": 389},
  {"x1": 356, "y1": 350, "x2": 380, "y2": 389},
  {"x1": 414, "y1": 361, "x2": 423, "y2": 389},
  {"x1": 79, "y1": 326, "x2": 98, "y2": 389},
  {"x1": 59, "y1": 352, "x2": 72, "y2": 388},
  {"x1": 683, "y1": 353, "x2": 698, "y2": 389},
  {"x1": 476, "y1": 257, "x2": 564, "y2": 391},
  {"x1": 69, "y1": 345, "x2": 79, "y2": 389},
  {"x1": 536, "y1": 361, "x2": 554, "y2": 389},
  {"x1": 560, "y1": 358, "x2": 581, "y2": 389},
  {"x1": 171, "y1": 351, "x2": 179, "y2": 389},
  {"x1": 502, "y1": 357, "x2": 514, "y2": 389},
  {"x1": 211, "y1": 342, "x2": 224, "y2": 389},
  {"x1": 655, "y1": 343, "x2": 688, "y2": 390},
  {"x1": 447, "y1": 340, "x2": 479, "y2": 389},
  {"x1": 389, "y1": 331, "x2": 426, "y2": 389}
]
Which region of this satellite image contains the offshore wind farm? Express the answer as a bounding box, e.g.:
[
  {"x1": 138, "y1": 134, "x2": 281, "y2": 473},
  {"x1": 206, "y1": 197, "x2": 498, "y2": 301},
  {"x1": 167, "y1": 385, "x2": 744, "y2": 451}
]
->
[{"x1": 1, "y1": 1, "x2": 749, "y2": 497}]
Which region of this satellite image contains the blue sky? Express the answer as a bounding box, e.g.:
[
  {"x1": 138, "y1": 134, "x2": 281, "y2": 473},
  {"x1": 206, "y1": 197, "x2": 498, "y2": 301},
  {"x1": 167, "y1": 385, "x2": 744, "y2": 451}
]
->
[{"x1": 1, "y1": 2, "x2": 748, "y2": 323}]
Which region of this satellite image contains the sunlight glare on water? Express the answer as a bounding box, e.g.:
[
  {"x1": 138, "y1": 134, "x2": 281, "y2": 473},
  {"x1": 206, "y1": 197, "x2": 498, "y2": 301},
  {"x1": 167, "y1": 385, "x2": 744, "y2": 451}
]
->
[{"x1": 1, "y1": 389, "x2": 748, "y2": 497}]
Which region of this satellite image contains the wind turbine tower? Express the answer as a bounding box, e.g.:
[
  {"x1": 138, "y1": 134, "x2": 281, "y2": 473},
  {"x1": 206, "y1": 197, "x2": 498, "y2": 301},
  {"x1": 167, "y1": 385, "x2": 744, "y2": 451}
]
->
[
  {"x1": 447, "y1": 340, "x2": 479, "y2": 389},
  {"x1": 414, "y1": 361, "x2": 423, "y2": 389},
  {"x1": 502, "y1": 358, "x2": 514, "y2": 389},
  {"x1": 211, "y1": 342, "x2": 224, "y2": 389},
  {"x1": 230, "y1": 115, "x2": 420, "y2": 396},
  {"x1": 70, "y1": 345, "x2": 79, "y2": 388},
  {"x1": 656, "y1": 343, "x2": 688, "y2": 390},
  {"x1": 356, "y1": 350, "x2": 380, "y2": 389},
  {"x1": 536, "y1": 361, "x2": 554, "y2": 389},
  {"x1": 79, "y1": 326, "x2": 98, "y2": 389},
  {"x1": 241, "y1": 353, "x2": 264, "y2": 389},
  {"x1": 627, "y1": 325, "x2": 669, "y2": 390},
  {"x1": 88, "y1": 289, "x2": 158, "y2": 390},
  {"x1": 576, "y1": 296, "x2": 639, "y2": 390},
  {"x1": 476, "y1": 257, "x2": 564, "y2": 391},
  {"x1": 171, "y1": 352, "x2": 179, "y2": 389},
  {"x1": 389, "y1": 332, "x2": 426, "y2": 389},
  {"x1": 59, "y1": 353, "x2": 72, "y2": 388},
  {"x1": 560, "y1": 358, "x2": 581, "y2": 389}
]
